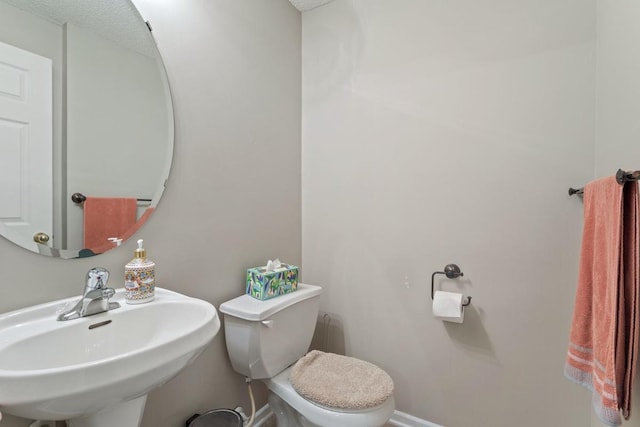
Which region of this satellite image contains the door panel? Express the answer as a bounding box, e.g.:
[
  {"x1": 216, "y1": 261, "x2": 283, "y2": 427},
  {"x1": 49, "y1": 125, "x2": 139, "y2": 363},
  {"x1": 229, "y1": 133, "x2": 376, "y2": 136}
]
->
[{"x1": 0, "y1": 40, "x2": 53, "y2": 252}]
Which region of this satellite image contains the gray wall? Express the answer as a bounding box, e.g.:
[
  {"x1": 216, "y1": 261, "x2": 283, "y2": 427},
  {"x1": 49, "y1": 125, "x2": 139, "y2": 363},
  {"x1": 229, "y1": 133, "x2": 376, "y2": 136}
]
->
[
  {"x1": 0, "y1": 0, "x2": 301, "y2": 425},
  {"x1": 301, "y1": 1, "x2": 595, "y2": 426}
]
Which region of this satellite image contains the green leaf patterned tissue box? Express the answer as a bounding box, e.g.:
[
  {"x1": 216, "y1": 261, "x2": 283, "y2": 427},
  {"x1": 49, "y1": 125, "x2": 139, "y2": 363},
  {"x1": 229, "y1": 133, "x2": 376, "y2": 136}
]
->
[{"x1": 246, "y1": 263, "x2": 298, "y2": 300}]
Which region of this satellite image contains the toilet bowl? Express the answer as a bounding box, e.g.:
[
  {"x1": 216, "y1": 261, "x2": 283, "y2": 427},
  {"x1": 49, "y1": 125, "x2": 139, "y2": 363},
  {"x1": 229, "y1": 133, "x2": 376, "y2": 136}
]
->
[
  {"x1": 266, "y1": 367, "x2": 395, "y2": 427},
  {"x1": 219, "y1": 283, "x2": 395, "y2": 427}
]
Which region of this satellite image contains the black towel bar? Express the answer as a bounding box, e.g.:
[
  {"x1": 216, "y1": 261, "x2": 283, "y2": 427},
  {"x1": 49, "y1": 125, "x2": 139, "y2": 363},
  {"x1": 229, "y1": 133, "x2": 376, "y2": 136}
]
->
[
  {"x1": 569, "y1": 169, "x2": 640, "y2": 196},
  {"x1": 71, "y1": 192, "x2": 152, "y2": 204}
]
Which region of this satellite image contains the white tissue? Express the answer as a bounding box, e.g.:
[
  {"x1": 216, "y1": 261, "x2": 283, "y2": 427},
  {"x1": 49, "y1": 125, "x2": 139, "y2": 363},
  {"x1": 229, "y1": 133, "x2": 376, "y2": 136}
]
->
[
  {"x1": 266, "y1": 258, "x2": 282, "y2": 272},
  {"x1": 433, "y1": 291, "x2": 465, "y2": 323}
]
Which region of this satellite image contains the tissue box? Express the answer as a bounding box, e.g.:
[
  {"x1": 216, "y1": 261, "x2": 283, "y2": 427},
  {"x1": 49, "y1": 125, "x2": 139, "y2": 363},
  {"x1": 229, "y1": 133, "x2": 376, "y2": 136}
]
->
[{"x1": 246, "y1": 263, "x2": 298, "y2": 300}]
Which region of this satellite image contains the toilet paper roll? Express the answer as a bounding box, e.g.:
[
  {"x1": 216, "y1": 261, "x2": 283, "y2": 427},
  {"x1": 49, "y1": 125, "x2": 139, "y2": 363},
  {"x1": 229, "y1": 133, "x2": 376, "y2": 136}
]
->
[{"x1": 433, "y1": 290, "x2": 465, "y2": 323}]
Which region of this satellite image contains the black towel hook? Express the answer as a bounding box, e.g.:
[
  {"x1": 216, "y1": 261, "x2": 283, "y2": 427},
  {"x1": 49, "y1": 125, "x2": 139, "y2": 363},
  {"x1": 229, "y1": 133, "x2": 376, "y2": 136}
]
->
[{"x1": 431, "y1": 263, "x2": 472, "y2": 306}]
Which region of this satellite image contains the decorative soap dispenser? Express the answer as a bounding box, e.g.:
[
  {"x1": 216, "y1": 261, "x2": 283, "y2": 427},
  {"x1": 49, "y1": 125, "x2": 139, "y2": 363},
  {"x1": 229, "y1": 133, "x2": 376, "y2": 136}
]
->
[{"x1": 125, "y1": 239, "x2": 155, "y2": 304}]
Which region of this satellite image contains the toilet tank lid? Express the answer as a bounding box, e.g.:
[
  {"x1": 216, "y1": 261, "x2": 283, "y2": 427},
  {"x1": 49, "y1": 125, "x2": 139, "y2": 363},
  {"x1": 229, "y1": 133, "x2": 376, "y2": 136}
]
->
[{"x1": 219, "y1": 283, "x2": 322, "y2": 321}]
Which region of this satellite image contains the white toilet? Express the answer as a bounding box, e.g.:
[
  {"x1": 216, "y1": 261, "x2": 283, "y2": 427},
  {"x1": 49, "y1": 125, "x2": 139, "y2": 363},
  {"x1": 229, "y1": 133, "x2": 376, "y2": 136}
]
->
[{"x1": 219, "y1": 283, "x2": 395, "y2": 427}]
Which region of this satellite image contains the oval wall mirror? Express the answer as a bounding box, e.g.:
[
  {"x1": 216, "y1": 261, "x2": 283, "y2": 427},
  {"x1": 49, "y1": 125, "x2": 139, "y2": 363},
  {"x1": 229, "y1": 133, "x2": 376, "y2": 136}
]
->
[{"x1": 0, "y1": 0, "x2": 174, "y2": 258}]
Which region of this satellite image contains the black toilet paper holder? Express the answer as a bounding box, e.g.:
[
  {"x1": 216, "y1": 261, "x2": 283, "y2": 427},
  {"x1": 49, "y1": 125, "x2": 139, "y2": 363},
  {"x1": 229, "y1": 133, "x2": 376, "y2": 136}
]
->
[{"x1": 431, "y1": 263, "x2": 472, "y2": 307}]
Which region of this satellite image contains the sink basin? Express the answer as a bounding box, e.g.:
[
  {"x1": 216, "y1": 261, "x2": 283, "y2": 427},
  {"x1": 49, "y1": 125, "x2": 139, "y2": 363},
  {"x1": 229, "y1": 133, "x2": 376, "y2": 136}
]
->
[{"x1": 0, "y1": 287, "x2": 220, "y2": 425}]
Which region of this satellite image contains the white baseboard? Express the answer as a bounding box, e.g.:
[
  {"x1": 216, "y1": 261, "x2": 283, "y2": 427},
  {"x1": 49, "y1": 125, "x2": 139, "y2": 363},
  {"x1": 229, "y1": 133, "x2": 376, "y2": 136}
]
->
[
  {"x1": 252, "y1": 404, "x2": 442, "y2": 427},
  {"x1": 388, "y1": 409, "x2": 443, "y2": 427}
]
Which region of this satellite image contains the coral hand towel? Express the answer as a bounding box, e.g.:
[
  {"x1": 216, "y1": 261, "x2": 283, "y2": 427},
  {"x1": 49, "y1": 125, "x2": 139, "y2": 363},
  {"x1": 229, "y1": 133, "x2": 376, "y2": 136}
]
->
[
  {"x1": 83, "y1": 197, "x2": 138, "y2": 254},
  {"x1": 565, "y1": 177, "x2": 639, "y2": 426}
]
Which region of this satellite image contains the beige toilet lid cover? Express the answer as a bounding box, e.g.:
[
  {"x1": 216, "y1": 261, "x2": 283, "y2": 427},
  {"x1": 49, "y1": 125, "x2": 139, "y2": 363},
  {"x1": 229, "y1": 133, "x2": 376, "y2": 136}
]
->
[{"x1": 289, "y1": 350, "x2": 394, "y2": 410}]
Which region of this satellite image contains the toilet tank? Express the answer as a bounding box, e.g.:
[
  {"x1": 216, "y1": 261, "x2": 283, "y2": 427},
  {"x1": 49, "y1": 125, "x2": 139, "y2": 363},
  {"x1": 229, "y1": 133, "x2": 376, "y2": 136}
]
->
[{"x1": 219, "y1": 283, "x2": 322, "y2": 380}]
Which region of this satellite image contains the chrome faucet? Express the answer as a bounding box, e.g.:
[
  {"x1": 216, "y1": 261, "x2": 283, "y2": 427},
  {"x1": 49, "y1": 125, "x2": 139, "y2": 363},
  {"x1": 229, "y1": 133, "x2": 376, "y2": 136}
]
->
[{"x1": 57, "y1": 267, "x2": 120, "y2": 321}]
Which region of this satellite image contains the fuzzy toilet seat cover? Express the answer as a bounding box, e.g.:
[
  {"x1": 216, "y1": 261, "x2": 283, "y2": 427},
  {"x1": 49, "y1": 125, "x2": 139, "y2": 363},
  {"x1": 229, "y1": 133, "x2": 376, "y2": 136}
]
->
[{"x1": 289, "y1": 350, "x2": 394, "y2": 410}]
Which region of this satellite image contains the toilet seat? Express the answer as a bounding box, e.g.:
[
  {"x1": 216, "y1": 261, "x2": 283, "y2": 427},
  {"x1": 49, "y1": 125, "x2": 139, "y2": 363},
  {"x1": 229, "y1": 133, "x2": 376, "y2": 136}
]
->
[
  {"x1": 265, "y1": 367, "x2": 395, "y2": 427},
  {"x1": 290, "y1": 350, "x2": 394, "y2": 410}
]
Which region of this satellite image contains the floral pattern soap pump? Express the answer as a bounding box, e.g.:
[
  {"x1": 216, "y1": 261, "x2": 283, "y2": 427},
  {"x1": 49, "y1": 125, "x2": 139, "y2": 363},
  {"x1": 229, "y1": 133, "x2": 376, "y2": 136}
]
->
[{"x1": 125, "y1": 239, "x2": 155, "y2": 304}]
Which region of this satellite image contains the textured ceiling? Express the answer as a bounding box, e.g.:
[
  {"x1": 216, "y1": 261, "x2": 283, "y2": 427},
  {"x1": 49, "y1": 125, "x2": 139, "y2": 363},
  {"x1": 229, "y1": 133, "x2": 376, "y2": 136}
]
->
[
  {"x1": 0, "y1": 0, "x2": 155, "y2": 57},
  {"x1": 2, "y1": 0, "x2": 333, "y2": 57},
  {"x1": 289, "y1": 0, "x2": 336, "y2": 12}
]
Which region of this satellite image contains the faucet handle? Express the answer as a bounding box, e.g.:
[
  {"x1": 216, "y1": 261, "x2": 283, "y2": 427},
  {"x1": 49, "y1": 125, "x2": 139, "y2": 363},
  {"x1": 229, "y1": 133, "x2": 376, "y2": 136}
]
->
[{"x1": 86, "y1": 267, "x2": 110, "y2": 290}]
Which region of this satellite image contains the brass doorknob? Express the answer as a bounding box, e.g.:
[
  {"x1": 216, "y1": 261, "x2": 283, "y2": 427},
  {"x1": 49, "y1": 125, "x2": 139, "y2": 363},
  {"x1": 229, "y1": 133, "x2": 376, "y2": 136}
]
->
[{"x1": 33, "y1": 232, "x2": 50, "y2": 244}]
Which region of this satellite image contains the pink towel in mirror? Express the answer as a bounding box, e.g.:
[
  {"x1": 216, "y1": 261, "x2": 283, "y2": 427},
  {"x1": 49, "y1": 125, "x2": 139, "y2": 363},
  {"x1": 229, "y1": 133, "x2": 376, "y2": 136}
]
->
[{"x1": 83, "y1": 197, "x2": 138, "y2": 254}]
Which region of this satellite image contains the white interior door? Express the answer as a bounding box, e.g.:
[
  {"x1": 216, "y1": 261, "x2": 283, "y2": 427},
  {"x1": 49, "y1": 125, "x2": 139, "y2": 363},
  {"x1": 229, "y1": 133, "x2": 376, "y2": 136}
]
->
[{"x1": 0, "y1": 40, "x2": 52, "y2": 251}]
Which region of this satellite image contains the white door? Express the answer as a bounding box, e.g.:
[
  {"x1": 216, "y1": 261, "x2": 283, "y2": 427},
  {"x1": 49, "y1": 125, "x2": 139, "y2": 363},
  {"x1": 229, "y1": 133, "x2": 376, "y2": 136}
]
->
[{"x1": 0, "y1": 41, "x2": 53, "y2": 252}]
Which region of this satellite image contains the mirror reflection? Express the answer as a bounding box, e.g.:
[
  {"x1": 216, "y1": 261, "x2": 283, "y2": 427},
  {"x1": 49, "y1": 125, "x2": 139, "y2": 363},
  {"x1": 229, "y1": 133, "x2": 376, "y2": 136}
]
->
[{"x1": 0, "y1": 0, "x2": 173, "y2": 258}]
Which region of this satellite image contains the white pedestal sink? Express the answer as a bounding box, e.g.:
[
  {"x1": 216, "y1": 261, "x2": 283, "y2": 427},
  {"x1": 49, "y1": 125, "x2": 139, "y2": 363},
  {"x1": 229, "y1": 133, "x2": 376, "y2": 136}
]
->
[{"x1": 0, "y1": 288, "x2": 220, "y2": 426}]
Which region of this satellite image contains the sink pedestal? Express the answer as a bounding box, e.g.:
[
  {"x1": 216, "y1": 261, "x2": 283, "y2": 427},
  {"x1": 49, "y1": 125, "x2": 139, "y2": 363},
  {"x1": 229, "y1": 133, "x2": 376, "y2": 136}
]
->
[{"x1": 67, "y1": 395, "x2": 147, "y2": 427}]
